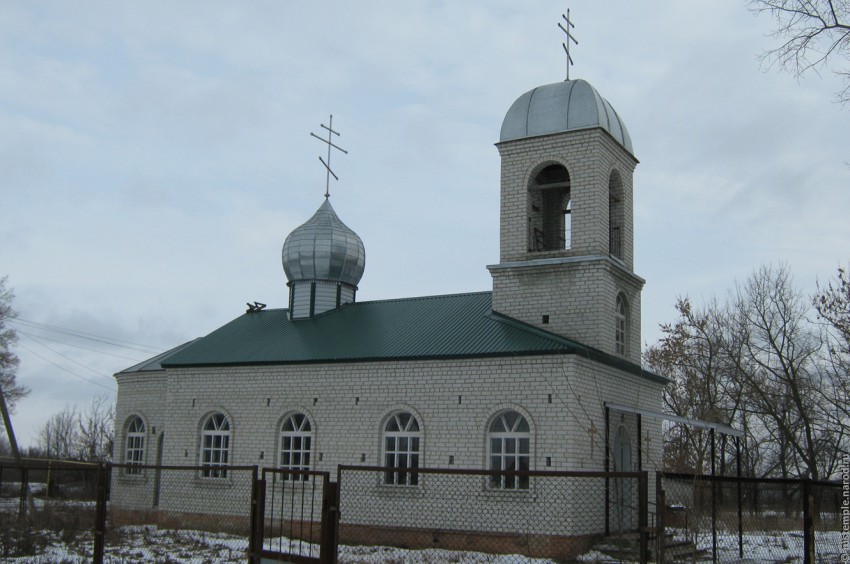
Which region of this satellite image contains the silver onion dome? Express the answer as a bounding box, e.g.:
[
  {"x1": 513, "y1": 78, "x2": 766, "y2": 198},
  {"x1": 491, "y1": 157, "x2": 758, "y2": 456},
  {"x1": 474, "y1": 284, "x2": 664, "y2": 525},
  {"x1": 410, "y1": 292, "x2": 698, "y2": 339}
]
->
[
  {"x1": 500, "y1": 79, "x2": 633, "y2": 154},
  {"x1": 282, "y1": 198, "x2": 365, "y2": 287}
]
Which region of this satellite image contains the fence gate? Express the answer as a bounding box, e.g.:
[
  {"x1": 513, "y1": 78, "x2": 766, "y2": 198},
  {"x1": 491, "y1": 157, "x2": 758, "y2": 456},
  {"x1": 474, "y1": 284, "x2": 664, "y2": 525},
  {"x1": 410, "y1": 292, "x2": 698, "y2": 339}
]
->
[{"x1": 255, "y1": 468, "x2": 337, "y2": 564}]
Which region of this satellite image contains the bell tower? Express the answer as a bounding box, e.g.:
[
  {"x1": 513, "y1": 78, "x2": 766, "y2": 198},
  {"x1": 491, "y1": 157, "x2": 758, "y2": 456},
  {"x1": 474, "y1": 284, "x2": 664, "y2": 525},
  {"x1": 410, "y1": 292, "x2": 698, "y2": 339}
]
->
[{"x1": 487, "y1": 79, "x2": 645, "y2": 363}]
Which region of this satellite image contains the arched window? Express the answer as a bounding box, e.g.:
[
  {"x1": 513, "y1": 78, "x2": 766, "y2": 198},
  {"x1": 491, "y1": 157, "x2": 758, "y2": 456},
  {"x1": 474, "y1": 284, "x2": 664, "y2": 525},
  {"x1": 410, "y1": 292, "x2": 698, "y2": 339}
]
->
[
  {"x1": 529, "y1": 164, "x2": 571, "y2": 252},
  {"x1": 609, "y1": 170, "x2": 624, "y2": 259},
  {"x1": 279, "y1": 413, "x2": 312, "y2": 481},
  {"x1": 488, "y1": 411, "x2": 530, "y2": 490},
  {"x1": 615, "y1": 293, "x2": 628, "y2": 357},
  {"x1": 200, "y1": 413, "x2": 230, "y2": 478},
  {"x1": 124, "y1": 416, "x2": 145, "y2": 475},
  {"x1": 383, "y1": 412, "x2": 420, "y2": 486}
]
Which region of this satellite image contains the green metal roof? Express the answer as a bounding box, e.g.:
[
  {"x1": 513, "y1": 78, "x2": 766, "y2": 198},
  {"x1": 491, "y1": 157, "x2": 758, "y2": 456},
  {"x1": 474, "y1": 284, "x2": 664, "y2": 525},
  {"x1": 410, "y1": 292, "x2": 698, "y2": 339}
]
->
[
  {"x1": 152, "y1": 292, "x2": 666, "y2": 383},
  {"x1": 117, "y1": 339, "x2": 201, "y2": 374}
]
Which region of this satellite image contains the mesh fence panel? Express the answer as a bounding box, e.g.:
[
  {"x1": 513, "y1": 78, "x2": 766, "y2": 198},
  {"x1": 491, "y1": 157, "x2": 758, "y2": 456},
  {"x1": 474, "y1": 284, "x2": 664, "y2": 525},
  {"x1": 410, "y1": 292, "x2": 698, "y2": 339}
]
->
[
  {"x1": 0, "y1": 462, "x2": 100, "y2": 560},
  {"x1": 337, "y1": 466, "x2": 644, "y2": 563},
  {"x1": 106, "y1": 463, "x2": 256, "y2": 562},
  {"x1": 811, "y1": 481, "x2": 844, "y2": 558},
  {"x1": 660, "y1": 474, "x2": 844, "y2": 562}
]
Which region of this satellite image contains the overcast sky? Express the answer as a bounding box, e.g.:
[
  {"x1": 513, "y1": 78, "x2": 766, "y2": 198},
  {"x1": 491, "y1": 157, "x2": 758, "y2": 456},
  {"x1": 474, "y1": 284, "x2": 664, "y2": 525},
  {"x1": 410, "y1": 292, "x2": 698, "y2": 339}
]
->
[{"x1": 2, "y1": 1, "x2": 848, "y2": 449}]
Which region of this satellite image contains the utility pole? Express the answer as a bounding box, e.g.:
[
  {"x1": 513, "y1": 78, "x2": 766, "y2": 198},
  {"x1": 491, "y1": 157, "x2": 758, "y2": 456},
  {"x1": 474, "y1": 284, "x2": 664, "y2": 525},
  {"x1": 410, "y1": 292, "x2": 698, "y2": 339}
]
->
[
  {"x1": 0, "y1": 383, "x2": 36, "y2": 518},
  {"x1": 0, "y1": 384, "x2": 23, "y2": 462}
]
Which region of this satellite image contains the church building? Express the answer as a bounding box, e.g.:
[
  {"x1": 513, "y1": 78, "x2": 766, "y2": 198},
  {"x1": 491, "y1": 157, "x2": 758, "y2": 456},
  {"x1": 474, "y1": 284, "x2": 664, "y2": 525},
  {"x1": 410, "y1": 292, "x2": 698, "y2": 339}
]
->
[{"x1": 113, "y1": 74, "x2": 668, "y2": 532}]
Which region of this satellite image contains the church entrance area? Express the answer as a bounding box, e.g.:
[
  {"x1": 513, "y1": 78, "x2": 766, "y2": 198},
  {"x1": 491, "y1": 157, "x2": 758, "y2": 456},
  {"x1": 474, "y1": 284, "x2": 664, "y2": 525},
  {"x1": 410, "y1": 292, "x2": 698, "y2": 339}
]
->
[{"x1": 253, "y1": 464, "x2": 650, "y2": 562}]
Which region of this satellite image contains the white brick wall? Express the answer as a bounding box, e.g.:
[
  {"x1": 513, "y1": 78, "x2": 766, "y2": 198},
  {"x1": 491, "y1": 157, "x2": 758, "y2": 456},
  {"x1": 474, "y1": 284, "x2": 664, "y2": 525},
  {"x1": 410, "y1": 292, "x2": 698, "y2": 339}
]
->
[{"x1": 113, "y1": 353, "x2": 663, "y2": 520}]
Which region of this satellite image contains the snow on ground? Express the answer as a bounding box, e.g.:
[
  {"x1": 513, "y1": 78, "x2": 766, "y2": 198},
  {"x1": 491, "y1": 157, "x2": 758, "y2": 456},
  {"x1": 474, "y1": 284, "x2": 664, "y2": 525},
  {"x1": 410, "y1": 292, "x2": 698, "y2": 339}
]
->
[
  {"x1": 1, "y1": 524, "x2": 845, "y2": 562},
  {"x1": 664, "y1": 528, "x2": 845, "y2": 563},
  {"x1": 6, "y1": 525, "x2": 560, "y2": 563}
]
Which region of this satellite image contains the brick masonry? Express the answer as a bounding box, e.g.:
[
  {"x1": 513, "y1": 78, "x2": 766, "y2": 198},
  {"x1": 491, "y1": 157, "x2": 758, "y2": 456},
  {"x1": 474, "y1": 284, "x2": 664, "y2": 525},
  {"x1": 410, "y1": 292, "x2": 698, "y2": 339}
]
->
[
  {"x1": 490, "y1": 127, "x2": 644, "y2": 363},
  {"x1": 113, "y1": 353, "x2": 663, "y2": 525}
]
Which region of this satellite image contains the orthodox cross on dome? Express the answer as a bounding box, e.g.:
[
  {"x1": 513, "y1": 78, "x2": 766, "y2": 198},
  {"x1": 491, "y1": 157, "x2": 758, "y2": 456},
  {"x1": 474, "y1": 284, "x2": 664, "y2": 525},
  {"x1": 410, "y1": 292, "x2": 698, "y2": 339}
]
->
[
  {"x1": 558, "y1": 9, "x2": 578, "y2": 81},
  {"x1": 310, "y1": 114, "x2": 348, "y2": 199}
]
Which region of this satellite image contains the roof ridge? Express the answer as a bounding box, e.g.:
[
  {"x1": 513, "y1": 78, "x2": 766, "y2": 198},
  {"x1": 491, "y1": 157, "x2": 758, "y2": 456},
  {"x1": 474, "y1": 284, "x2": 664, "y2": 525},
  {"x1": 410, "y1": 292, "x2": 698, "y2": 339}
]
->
[
  {"x1": 242, "y1": 291, "x2": 493, "y2": 316},
  {"x1": 356, "y1": 290, "x2": 491, "y2": 306}
]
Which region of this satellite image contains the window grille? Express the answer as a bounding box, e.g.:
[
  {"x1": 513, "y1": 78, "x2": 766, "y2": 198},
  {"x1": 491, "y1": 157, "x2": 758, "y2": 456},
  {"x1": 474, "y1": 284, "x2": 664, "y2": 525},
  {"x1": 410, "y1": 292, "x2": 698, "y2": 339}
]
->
[
  {"x1": 488, "y1": 411, "x2": 530, "y2": 490},
  {"x1": 200, "y1": 413, "x2": 230, "y2": 478},
  {"x1": 383, "y1": 412, "x2": 421, "y2": 486}
]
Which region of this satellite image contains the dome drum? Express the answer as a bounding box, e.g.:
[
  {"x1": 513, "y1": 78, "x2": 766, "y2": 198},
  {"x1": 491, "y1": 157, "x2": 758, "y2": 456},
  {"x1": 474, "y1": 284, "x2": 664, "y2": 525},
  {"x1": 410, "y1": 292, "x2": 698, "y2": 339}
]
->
[{"x1": 289, "y1": 279, "x2": 356, "y2": 319}]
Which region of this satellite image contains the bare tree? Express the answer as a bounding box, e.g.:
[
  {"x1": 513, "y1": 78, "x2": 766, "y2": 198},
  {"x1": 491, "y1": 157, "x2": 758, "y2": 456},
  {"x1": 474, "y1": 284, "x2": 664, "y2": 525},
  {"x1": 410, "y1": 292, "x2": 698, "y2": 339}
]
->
[
  {"x1": 78, "y1": 395, "x2": 114, "y2": 462},
  {"x1": 39, "y1": 397, "x2": 115, "y2": 462},
  {"x1": 749, "y1": 0, "x2": 850, "y2": 105},
  {"x1": 813, "y1": 264, "x2": 850, "y2": 457},
  {"x1": 40, "y1": 405, "x2": 80, "y2": 460},
  {"x1": 815, "y1": 264, "x2": 850, "y2": 356},
  {"x1": 650, "y1": 264, "x2": 848, "y2": 479},
  {"x1": 644, "y1": 297, "x2": 757, "y2": 475},
  {"x1": 727, "y1": 264, "x2": 841, "y2": 479},
  {"x1": 0, "y1": 276, "x2": 29, "y2": 409}
]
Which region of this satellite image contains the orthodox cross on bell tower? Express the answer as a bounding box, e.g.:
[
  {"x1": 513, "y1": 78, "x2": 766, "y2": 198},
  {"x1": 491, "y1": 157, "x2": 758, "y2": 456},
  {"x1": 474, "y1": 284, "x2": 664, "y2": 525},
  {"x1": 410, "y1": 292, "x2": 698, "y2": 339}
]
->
[
  {"x1": 558, "y1": 10, "x2": 578, "y2": 81},
  {"x1": 310, "y1": 114, "x2": 348, "y2": 199}
]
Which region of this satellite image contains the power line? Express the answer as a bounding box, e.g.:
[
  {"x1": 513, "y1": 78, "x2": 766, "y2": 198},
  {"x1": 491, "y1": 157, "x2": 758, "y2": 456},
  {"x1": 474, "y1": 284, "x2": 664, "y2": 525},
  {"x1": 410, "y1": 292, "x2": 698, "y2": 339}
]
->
[
  {"x1": 16, "y1": 330, "x2": 146, "y2": 363},
  {"x1": 9, "y1": 317, "x2": 162, "y2": 354},
  {"x1": 16, "y1": 342, "x2": 116, "y2": 393},
  {"x1": 18, "y1": 331, "x2": 114, "y2": 378}
]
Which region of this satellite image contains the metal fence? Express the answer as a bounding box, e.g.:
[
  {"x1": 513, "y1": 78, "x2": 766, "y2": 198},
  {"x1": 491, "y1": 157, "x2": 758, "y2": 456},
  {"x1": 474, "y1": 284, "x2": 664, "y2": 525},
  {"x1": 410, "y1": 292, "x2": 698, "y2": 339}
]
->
[
  {"x1": 5, "y1": 461, "x2": 844, "y2": 563},
  {"x1": 0, "y1": 461, "x2": 258, "y2": 563},
  {"x1": 107, "y1": 463, "x2": 257, "y2": 562},
  {"x1": 658, "y1": 472, "x2": 844, "y2": 562},
  {"x1": 336, "y1": 466, "x2": 648, "y2": 563},
  {"x1": 0, "y1": 461, "x2": 101, "y2": 561}
]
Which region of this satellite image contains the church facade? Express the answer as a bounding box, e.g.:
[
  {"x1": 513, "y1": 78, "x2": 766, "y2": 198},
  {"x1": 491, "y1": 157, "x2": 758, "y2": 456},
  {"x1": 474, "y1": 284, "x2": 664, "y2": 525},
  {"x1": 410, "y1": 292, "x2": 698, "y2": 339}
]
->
[{"x1": 113, "y1": 76, "x2": 667, "y2": 531}]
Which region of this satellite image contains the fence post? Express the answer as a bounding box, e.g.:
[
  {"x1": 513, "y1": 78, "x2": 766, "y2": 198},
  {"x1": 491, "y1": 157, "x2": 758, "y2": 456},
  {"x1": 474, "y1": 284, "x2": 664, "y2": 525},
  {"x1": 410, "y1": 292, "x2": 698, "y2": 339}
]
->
[
  {"x1": 92, "y1": 463, "x2": 109, "y2": 564},
  {"x1": 604, "y1": 406, "x2": 611, "y2": 536},
  {"x1": 710, "y1": 429, "x2": 717, "y2": 564},
  {"x1": 320, "y1": 477, "x2": 339, "y2": 564},
  {"x1": 735, "y1": 436, "x2": 743, "y2": 559},
  {"x1": 639, "y1": 471, "x2": 648, "y2": 564},
  {"x1": 657, "y1": 474, "x2": 665, "y2": 564},
  {"x1": 802, "y1": 480, "x2": 814, "y2": 564},
  {"x1": 249, "y1": 469, "x2": 265, "y2": 564},
  {"x1": 18, "y1": 466, "x2": 28, "y2": 521}
]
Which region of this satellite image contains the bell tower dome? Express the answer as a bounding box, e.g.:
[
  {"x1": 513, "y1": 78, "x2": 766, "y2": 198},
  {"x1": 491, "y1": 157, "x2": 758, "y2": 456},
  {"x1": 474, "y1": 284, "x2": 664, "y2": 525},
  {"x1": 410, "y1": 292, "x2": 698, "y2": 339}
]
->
[{"x1": 488, "y1": 78, "x2": 645, "y2": 362}]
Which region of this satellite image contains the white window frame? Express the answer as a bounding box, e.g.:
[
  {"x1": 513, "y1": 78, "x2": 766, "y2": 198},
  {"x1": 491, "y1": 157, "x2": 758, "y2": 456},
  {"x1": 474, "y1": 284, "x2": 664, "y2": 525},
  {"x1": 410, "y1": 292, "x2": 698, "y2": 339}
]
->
[
  {"x1": 279, "y1": 413, "x2": 312, "y2": 481},
  {"x1": 382, "y1": 412, "x2": 421, "y2": 486},
  {"x1": 124, "y1": 416, "x2": 145, "y2": 475},
  {"x1": 488, "y1": 410, "x2": 530, "y2": 490},
  {"x1": 200, "y1": 413, "x2": 231, "y2": 478},
  {"x1": 616, "y1": 293, "x2": 628, "y2": 357}
]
